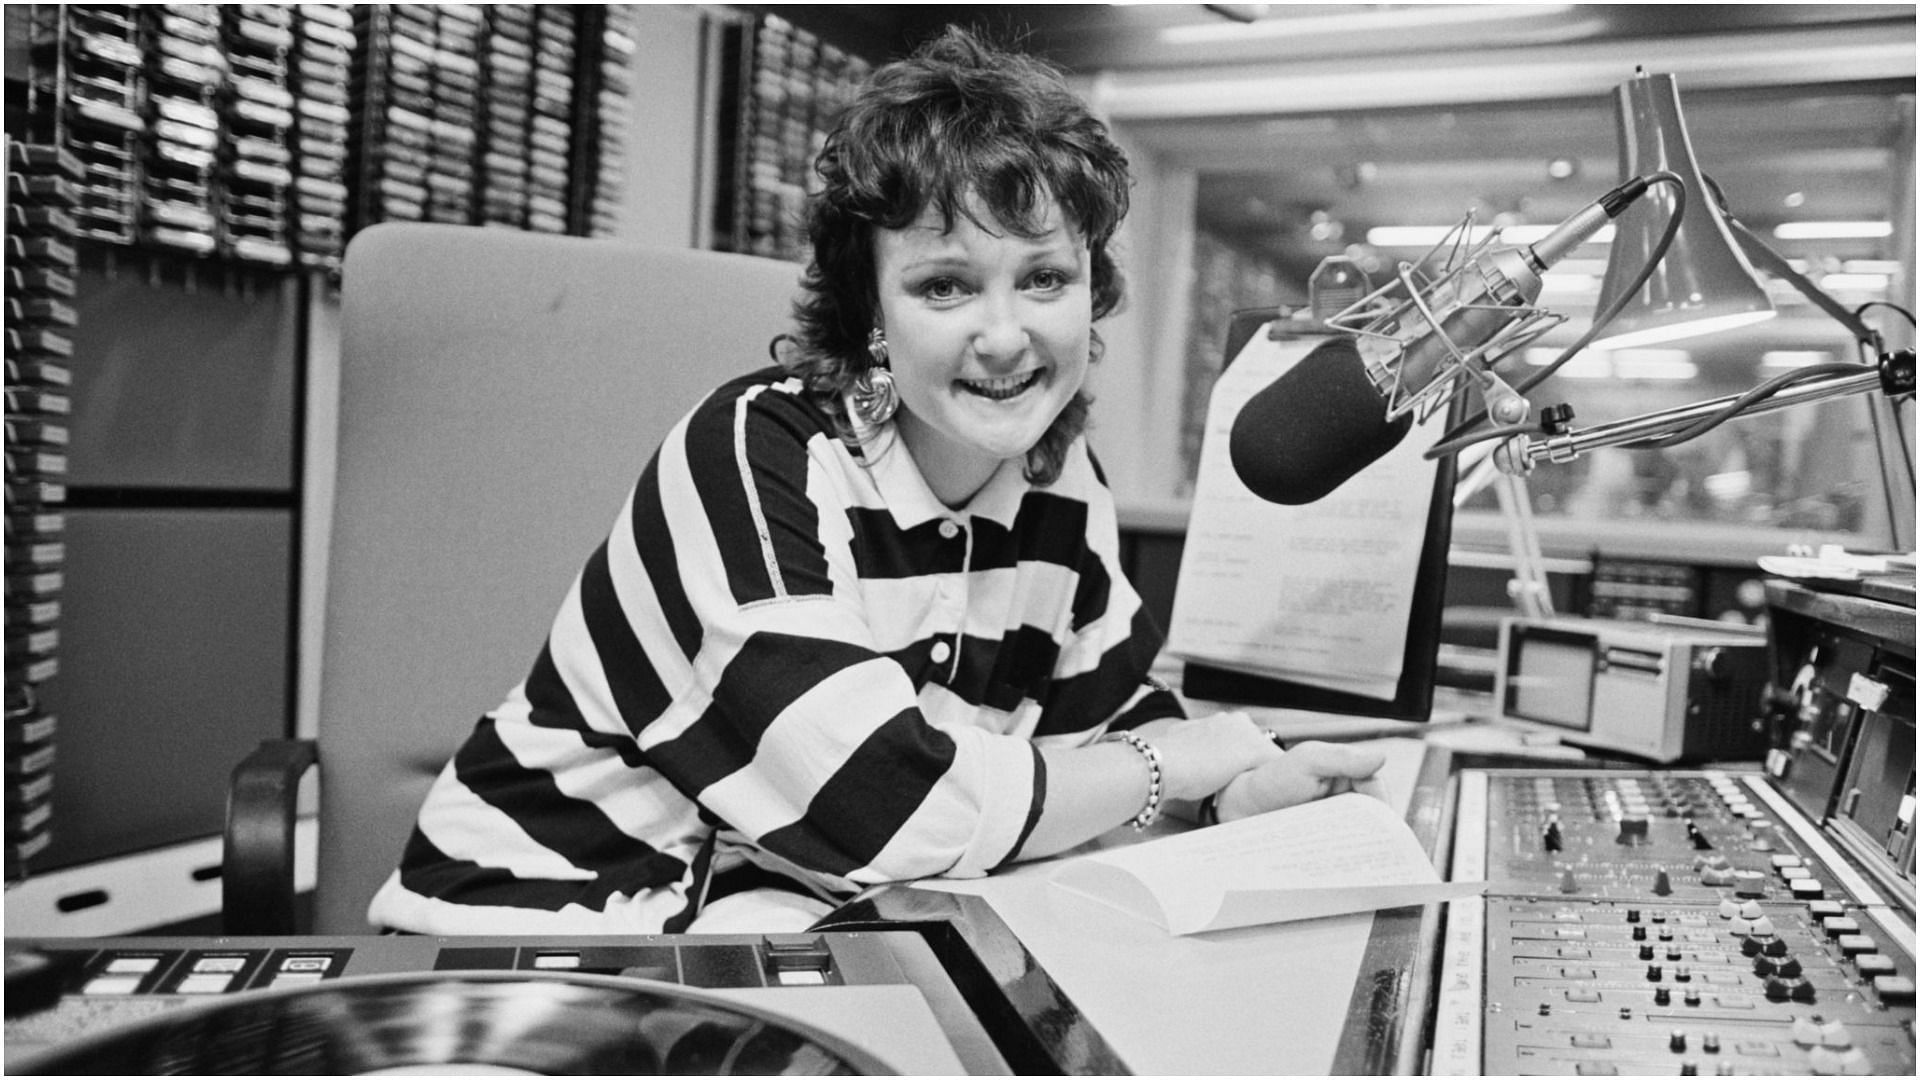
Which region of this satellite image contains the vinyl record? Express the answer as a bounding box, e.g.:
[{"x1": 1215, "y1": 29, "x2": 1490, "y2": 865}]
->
[{"x1": 10, "y1": 971, "x2": 895, "y2": 1075}]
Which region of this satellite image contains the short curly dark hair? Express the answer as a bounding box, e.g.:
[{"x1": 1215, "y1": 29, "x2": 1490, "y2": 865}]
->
[{"x1": 782, "y1": 26, "x2": 1132, "y2": 485}]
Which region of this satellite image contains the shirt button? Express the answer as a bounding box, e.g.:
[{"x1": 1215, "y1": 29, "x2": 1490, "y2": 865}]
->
[
  {"x1": 930, "y1": 641, "x2": 952, "y2": 664},
  {"x1": 937, "y1": 520, "x2": 960, "y2": 539}
]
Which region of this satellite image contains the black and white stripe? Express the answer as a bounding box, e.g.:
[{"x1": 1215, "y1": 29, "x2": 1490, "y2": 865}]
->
[{"x1": 369, "y1": 367, "x2": 1181, "y2": 933}]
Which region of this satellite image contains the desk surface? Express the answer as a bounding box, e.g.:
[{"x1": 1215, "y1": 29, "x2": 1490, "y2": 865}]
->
[
  {"x1": 10, "y1": 723, "x2": 1576, "y2": 1076},
  {"x1": 916, "y1": 735, "x2": 1434, "y2": 1075}
]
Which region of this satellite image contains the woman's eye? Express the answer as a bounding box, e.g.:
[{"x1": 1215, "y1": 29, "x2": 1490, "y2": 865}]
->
[
  {"x1": 920, "y1": 277, "x2": 964, "y2": 301},
  {"x1": 1028, "y1": 269, "x2": 1068, "y2": 291}
]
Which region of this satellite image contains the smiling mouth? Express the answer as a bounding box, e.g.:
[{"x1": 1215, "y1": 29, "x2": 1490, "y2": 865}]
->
[{"x1": 958, "y1": 371, "x2": 1044, "y2": 401}]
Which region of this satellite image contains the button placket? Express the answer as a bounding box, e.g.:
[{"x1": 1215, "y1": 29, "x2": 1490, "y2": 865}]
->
[{"x1": 946, "y1": 517, "x2": 970, "y2": 681}]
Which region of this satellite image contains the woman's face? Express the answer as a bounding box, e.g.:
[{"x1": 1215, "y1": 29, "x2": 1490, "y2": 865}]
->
[{"x1": 872, "y1": 195, "x2": 1092, "y2": 507}]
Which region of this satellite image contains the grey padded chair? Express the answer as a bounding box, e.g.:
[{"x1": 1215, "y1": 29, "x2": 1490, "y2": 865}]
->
[{"x1": 224, "y1": 224, "x2": 804, "y2": 934}]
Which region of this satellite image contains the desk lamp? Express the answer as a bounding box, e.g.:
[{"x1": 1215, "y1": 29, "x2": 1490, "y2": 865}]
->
[
  {"x1": 1447, "y1": 70, "x2": 1916, "y2": 616},
  {"x1": 1442, "y1": 71, "x2": 1914, "y2": 550}
]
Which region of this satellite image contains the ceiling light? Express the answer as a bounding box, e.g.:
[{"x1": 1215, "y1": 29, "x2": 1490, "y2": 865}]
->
[
  {"x1": 1761, "y1": 350, "x2": 1833, "y2": 369},
  {"x1": 1772, "y1": 221, "x2": 1893, "y2": 240},
  {"x1": 1160, "y1": 4, "x2": 1575, "y2": 45},
  {"x1": 1611, "y1": 350, "x2": 1699, "y2": 381},
  {"x1": 1501, "y1": 223, "x2": 1615, "y2": 246},
  {"x1": 1363, "y1": 223, "x2": 1614, "y2": 248},
  {"x1": 1540, "y1": 273, "x2": 1597, "y2": 294},
  {"x1": 1554, "y1": 353, "x2": 1615, "y2": 380},
  {"x1": 1365, "y1": 225, "x2": 1488, "y2": 248},
  {"x1": 1818, "y1": 273, "x2": 1891, "y2": 292}
]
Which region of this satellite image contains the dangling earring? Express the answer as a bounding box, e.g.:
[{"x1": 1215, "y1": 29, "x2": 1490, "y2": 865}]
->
[{"x1": 852, "y1": 327, "x2": 899, "y2": 425}]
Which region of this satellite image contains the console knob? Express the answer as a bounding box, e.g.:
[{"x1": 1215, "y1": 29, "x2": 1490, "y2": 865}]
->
[
  {"x1": 1670, "y1": 1029, "x2": 1688, "y2": 1052},
  {"x1": 1544, "y1": 821, "x2": 1563, "y2": 852},
  {"x1": 1652, "y1": 869, "x2": 1674, "y2": 896},
  {"x1": 1778, "y1": 957, "x2": 1804, "y2": 979},
  {"x1": 1559, "y1": 869, "x2": 1579, "y2": 894},
  {"x1": 1617, "y1": 816, "x2": 1650, "y2": 843},
  {"x1": 1701, "y1": 1032, "x2": 1720, "y2": 1053},
  {"x1": 1653, "y1": 985, "x2": 1672, "y2": 1006},
  {"x1": 1647, "y1": 964, "x2": 1664, "y2": 982},
  {"x1": 1697, "y1": 648, "x2": 1728, "y2": 680},
  {"x1": 1640, "y1": 944, "x2": 1657, "y2": 961},
  {"x1": 1633, "y1": 925, "x2": 1649, "y2": 941}
]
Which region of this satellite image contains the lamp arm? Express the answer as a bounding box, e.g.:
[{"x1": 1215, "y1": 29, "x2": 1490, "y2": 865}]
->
[
  {"x1": 1722, "y1": 215, "x2": 1882, "y2": 347},
  {"x1": 1517, "y1": 363, "x2": 1909, "y2": 466}
]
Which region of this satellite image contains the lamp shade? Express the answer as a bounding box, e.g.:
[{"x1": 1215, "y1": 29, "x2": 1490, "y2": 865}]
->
[{"x1": 1590, "y1": 70, "x2": 1776, "y2": 349}]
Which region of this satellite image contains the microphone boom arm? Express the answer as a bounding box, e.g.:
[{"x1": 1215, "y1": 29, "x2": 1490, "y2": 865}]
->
[{"x1": 1505, "y1": 358, "x2": 1914, "y2": 467}]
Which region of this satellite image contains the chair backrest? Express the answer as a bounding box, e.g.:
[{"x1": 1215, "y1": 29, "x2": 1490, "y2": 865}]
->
[{"x1": 318, "y1": 224, "x2": 803, "y2": 933}]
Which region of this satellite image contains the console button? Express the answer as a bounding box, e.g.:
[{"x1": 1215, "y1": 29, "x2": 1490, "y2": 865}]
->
[
  {"x1": 1873, "y1": 974, "x2": 1915, "y2": 1000},
  {"x1": 1834, "y1": 935, "x2": 1875, "y2": 956},
  {"x1": 1853, "y1": 954, "x2": 1894, "y2": 977}
]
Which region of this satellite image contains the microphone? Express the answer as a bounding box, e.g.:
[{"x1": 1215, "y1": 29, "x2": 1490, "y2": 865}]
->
[
  {"x1": 1229, "y1": 178, "x2": 1650, "y2": 504},
  {"x1": 1230, "y1": 336, "x2": 1412, "y2": 505}
]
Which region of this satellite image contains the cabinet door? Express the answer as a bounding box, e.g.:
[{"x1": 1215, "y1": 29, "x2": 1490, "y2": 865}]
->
[
  {"x1": 66, "y1": 269, "x2": 298, "y2": 491},
  {"x1": 37, "y1": 508, "x2": 291, "y2": 869}
]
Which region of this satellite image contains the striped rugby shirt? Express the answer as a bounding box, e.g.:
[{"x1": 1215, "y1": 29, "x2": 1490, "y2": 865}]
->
[{"x1": 368, "y1": 365, "x2": 1182, "y2": 934}]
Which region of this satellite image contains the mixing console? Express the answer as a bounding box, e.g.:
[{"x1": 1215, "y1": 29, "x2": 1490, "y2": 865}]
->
[{"x1": 1436, "y1": 768, "x2": 1916, "y2": 1076}]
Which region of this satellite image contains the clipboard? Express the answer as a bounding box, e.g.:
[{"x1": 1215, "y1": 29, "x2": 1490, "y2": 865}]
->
[{"x1": 1178, "y1": 308, "x2": 1458, "y2": 723}]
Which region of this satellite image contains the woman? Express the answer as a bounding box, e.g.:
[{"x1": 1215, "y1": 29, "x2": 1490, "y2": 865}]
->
[{"x1": 369, "y1": 27, "x2": 1383, "y2": 936}]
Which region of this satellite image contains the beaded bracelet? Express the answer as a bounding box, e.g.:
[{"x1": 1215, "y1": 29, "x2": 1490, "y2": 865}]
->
[
  {"x1": 1110, "y1": 730, "x2": 1163, "y2": 830},
  {"x1": 1198, "y1": 729, "x2": 1288, "y2": 827}
]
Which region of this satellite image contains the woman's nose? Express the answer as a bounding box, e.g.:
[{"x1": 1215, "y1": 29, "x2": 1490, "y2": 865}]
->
[{"x1": 971, "y1": 294, "x2": 1030, "y2": 362}]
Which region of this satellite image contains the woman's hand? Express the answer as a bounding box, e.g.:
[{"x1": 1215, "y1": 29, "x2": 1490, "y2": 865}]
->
[
  {"x1": 1146, "y1": 710, "x2": 1288, "y2": 802},
  {"x1": 1211, "y1": 741, "x2": 1389, "y2": 823}
]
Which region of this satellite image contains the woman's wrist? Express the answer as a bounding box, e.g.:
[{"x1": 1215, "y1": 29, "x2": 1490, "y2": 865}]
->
[
  {"x1": 1201, "y1": 729, "x2": 1286, "y2": 825},
  {"x1": 1107, "y1": 731, "x2": 1163, "y2": 830}
]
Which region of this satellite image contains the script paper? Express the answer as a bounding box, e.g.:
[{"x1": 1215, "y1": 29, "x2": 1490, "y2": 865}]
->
[
  {"x1": 1049, "y1": 792, "x2": 1485, "y2": 936},
  {"x1": 1166, "y1": 331, "x2": 1444, "y2": 698}
]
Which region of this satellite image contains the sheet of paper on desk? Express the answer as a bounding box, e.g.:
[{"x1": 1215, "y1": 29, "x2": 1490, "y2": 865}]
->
[
  {"x1": 1049, "y1": 792, "x2": 1485, "y2": 936},
  {"x1": 1165, "y1": 330, "x2": 1444, "y2": 698}
]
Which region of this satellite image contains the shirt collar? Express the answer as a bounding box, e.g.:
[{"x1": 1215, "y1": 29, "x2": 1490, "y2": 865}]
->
[{"x1": 845, "y1": 393, "x2": 1032, "y2": 531}]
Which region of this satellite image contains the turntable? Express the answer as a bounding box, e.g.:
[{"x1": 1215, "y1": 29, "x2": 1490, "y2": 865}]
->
[
  {"x1": 8, "y1": 970, "x2": 898, "y2": 1075},
  {"x1": 5, "y1": 892, "x2": 1120, "y2": 1075}
]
